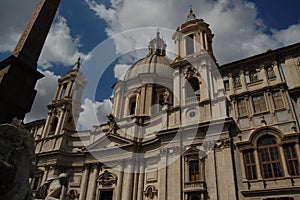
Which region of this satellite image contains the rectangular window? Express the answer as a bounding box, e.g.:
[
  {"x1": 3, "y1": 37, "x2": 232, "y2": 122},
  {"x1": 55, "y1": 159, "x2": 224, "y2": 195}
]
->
[
  {"x1": 202, "y1": 31, "x2": 206, "y2": 49},
  {"x1": 272, "y1": 91, "x2": 284, "y2": 110},
  {"x1": 32, "y1": 173, "x2": 43, "y2": 191},
  {"x1": 237, "y1": 99, "x2": 248, "y2": 117},
  {"x1": 252, "y1": 94, "x2": 267, "y2": 113},
  {"x1": 234, "y1": 75, "x2": 241, "y2": 87},
  {"x1": 186, "y1": 34, "x2": 194, "y2": 55},
  {"x1": 224, "y1": 80, "x2": 229, "y2": 90},
  {"x1": 60, "y1": 83, "x2": 68, "y2": 98},
  {"x1": 243, "y1": 150, "x2": 257, "y2": 180},
  {"x1": 284, "y1": 144, "x2": 300, "y2": 176},
  {"x1": 99, "y1": 190, "x2": 113, "y2": 200},
  {"x1": 189, "y1": 160, "x2": 200, "y2": 181}
]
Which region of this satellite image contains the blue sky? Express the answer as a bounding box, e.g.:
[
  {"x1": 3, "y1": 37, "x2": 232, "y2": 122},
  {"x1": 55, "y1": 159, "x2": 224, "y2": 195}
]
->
[{"x1": 0, "y1": 0, "x2": 299, "y2": 129}]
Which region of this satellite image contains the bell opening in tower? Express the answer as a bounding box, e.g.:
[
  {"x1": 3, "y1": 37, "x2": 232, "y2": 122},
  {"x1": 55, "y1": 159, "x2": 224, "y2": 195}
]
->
[{"x1": 186, "y1": 34, "x2": 194, "y2": 56}]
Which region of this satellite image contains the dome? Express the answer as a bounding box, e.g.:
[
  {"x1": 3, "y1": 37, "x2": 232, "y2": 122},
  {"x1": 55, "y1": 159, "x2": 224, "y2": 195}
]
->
[
  {"x1": 123, "y1": 31, "x2": 173, "y2": 81},
  {"x1": 124, "y1": 54, "x2": 172, "y2": 81}
]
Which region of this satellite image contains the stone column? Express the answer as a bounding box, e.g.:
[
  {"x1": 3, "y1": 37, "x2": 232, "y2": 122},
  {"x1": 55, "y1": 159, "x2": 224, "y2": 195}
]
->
[
  {"x1": 41, "y1": 166, "x2": 49, "y2": 185},
  {"x1": 42, "y1": 111, "x2": 52, "y2": 138},
  {"x1": 86, "y1": 164, "x2": 99, "y2": 200},
  {"x1": 115, "y1": 161, "x2": 124, "y2": 200},
  {"x1": 260, "y1": 65, "x2": 268, "y2": 86},
  {"x1": 228, "y1": 73, "x2": 234, "y2": 96},
  {"x1": 158, "y1": 152, "x2": 167, "y2": 200},
  {"x1": 272, "y1": 61, "x2": 281, "y2": 83},
  {"x1": 239, "y1": 152, "x2": 247, "y2": 182},
  {"x1": 295, "y1": 143, "x2": 300, "y2": 161},
  {"x1": 55, "y1": 106, "x2": 68, "y2": 135},
  {"x1": 254, "y1": 149, "x2": 262, "y2": 179},
  {"x1": 132, "y1": 162, "x2": 139, "y2": 200},
  {"x1": 79, "y1": 164, "x2": 90, "y2": 200},
  {"x1": 144, "y1": 84, "x2": 153, "y2": 115},
  {"x1": 279, "y1": 145, "x2": 289, "y2": 177},
  {"x1": 122, "y1": 161, "x2": 133, "y2": 200},
  {"x1": 137, "y1": 160, "x2": 145, "y2": 200},
  {"x1": 240, "y1": 70, "x2": 247, "y2": 91}
]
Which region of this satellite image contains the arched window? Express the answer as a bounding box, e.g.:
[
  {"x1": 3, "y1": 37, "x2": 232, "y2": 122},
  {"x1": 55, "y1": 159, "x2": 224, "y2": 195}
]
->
[
  {"x1": 258, "y1": 135, "x2": 283, "y2": 178},
  {"x1": 242, "y1": 131, "x2": 300, "y2": 180},
  {"x1": 249, "y1": 70, "x2": 258, "y2": 82},
  {"x1": 186, "y1": 77, "x2": 200, "y2": 98}
]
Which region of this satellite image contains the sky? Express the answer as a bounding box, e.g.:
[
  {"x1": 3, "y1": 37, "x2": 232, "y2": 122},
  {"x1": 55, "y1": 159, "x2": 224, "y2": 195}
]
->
[{"x1": 0, "y1": 0, "x2": 299, "y2": 130}]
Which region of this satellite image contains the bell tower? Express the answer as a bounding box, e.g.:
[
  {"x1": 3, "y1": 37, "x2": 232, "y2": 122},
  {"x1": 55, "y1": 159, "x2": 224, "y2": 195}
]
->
[
  {"x1": 0, "y1": 0, "x2": 61, "y2": 123},
  {"x1": 173, "y1": 8, "x2": 215, "y2": 59},
  {"x1": 42, "y1": 58, "x2": 86, "y2": 137},
  {"x1": 171, "y1": 8, "x2": 226, "y2": 124}
]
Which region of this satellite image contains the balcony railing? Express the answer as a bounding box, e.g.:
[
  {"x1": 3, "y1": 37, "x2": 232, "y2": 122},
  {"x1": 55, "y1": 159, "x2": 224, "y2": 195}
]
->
[
  {"x1": 185, "y1": 96, "x2": 200, "y2": 104},
  {"x1": 184, "y1": 180, "x2": 206, "y2": 192}
]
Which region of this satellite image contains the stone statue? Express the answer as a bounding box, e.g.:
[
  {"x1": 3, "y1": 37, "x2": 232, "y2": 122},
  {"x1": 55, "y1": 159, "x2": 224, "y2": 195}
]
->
[
  {"x1": 45, "y1": 173, "x2": 68, "y2": 200},
  {"x1": 163, "y1": 89, "x2": 170, "y2": 103},
  {"x1": 36, "y1": 173, "x2": 68, "y2": 200},
  {"x1": 0, "y1": 124, "x2": 35, "y2": 200}
]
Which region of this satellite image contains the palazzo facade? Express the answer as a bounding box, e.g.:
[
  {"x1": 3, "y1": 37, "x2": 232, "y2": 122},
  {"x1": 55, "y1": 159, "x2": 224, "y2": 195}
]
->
[{"x1": 25, "y1": 9, "x2": 300, "y2": 200}]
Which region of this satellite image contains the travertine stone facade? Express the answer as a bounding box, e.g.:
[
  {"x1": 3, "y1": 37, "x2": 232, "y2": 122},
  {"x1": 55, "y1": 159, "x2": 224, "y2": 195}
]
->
[{"x1": 25, "y1": 9, "x2": 300, "y2": 200}]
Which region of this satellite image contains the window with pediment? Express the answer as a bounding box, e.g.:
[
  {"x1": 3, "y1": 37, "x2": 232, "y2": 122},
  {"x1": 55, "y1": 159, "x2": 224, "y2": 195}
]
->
[
  {"x1": 249, "y1": 70, "x2": 258, "y2": 82},
  {"x1": 272, "y1": 91, "x2": 284, "y2": 110},
  {"x1": 234, "y1": 75, "x2": 241, "y2": 87},
  {"x1": 266, "y1": 66, "x2": 275, "y2": 79},
  {"x1": 252, "y1": 94, "x2": 267, "y2": 113},
  {"x1": 237, "y1": 98, "x2": 248, "y2": 117}
]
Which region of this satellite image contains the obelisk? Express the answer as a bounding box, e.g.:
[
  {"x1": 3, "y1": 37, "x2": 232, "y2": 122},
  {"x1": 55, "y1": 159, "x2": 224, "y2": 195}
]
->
[{"x1": 0, "y1": 0, "x2": 61, "y2": 123}]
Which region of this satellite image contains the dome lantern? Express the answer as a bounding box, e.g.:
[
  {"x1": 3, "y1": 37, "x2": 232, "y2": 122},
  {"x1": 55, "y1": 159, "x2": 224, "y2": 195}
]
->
[{"x1": 148, "y1": 30, "x2": 167, "y2": 56}]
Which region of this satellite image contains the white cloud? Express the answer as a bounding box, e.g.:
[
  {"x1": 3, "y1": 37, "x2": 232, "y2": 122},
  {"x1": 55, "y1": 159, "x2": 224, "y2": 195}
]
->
[
  {"x1": 0, "y1": 0, "x2": 38, "y2": 52},
  {"x1": 0, "y1": 0, "x2": 90, "y2": 69},
  {"x1": 272, "y1": 23, "x2": 300, "y2": 46},
  {"x1": 24, "y1": 70, "x2": 60, "y2": 123},
  {"x1": 39, "y1": 15, "x2": 91, "y2": 68},
  {"x1": 85, "y1": 0, "x2": 300, "y2": 65},
  {"x1": 114, "y1": 64, "x2": 131, "y2": 80},
  {"x1": 77, "y1": 98, "x2": 112, "y2": 130}
]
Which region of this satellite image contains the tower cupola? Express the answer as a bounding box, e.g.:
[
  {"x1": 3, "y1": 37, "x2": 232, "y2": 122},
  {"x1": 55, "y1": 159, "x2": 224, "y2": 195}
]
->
[
  {"x1": 148, "y1": 30, "x2": 167, "y2": 56},
  {"x1": 173, "y1": 8, "x2": 215, "y2": 59}
]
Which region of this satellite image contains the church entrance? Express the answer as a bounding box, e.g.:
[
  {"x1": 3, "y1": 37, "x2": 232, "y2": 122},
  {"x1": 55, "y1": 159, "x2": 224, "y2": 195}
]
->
[{"x1": 99, "y1": 190, "x2": 113, "y2": 200}]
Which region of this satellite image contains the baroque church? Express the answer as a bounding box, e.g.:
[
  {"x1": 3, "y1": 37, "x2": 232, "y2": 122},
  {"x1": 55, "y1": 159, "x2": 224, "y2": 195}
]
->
[{"x1": 25, "y1": 8, "x2": 300, "y2": 200}]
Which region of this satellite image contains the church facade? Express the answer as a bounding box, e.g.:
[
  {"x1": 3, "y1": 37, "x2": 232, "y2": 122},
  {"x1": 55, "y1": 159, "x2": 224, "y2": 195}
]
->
[{"x1": 25, "y1": 9, "x2": 300, "y2": 200}]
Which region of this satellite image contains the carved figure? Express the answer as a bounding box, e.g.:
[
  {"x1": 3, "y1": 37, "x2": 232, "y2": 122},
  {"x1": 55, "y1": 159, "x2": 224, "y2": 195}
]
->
[
  {"x1": 44, "y1": 173, "x2": 68, "y2": 200},
  {"x1": 0, "y1": 124, "x2": 35, "y2": 200},
  {"x1": 162, "y1": 89, "x2": 170, "y2": 103}
]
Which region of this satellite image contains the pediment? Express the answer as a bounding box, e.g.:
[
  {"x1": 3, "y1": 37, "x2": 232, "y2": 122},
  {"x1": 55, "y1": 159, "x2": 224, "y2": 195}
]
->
[{"x1": 87, "y1": 133, "x2": 133, "y2": 151}]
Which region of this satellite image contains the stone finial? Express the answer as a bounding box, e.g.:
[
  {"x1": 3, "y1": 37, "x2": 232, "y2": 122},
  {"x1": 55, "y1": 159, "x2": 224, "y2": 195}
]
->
[{"x1": 187, "y1": 6, "x2": 196, "y2": 21}]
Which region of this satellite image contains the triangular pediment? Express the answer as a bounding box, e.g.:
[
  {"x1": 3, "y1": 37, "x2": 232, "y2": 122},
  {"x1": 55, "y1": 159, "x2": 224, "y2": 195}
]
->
[{"x1": 87, "y1": 133, "x2": 133, "y2": 151}]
